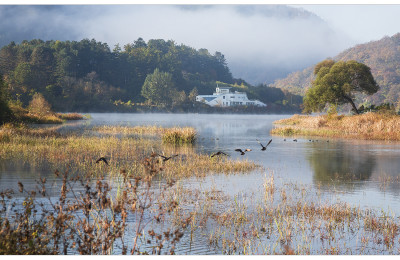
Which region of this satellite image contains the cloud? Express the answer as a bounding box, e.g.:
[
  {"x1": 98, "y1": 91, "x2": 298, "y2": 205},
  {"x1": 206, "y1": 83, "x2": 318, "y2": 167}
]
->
[{"x1": 0, "y1": 5, "x2": 353, "y2": 84}]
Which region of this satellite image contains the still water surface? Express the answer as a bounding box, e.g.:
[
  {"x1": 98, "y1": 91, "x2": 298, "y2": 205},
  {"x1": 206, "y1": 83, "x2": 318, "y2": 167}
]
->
[
  {"x1": 1, "y1": 113, "x2": 400, "y2": 253},
  {"x1": 86, "y1": 113, "x2": 400, "y2": 212}
]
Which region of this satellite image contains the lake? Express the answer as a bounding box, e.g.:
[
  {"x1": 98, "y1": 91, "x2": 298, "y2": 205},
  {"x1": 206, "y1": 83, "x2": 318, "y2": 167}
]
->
[{"x1": 1, "y1": 113, "x2": 400, "y2": 254}]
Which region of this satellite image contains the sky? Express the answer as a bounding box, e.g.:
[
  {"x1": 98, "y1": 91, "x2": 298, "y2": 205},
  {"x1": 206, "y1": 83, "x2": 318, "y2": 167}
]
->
[
  {"x1": 296, "y1": 4, "x2": 400, "y2": 44},
  {"x1": 1, "y1": 2, "x2": 400, "y2": 83}
]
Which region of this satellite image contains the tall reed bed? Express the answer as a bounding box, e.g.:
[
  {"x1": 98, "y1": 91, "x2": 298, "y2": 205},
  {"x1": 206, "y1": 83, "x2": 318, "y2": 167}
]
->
[{"x1": 271, "y1": 113, "x2": 400, "y2": 140}]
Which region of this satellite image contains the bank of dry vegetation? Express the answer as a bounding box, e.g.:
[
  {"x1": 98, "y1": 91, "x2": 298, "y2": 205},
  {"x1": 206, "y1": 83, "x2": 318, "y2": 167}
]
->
[{"x1": 271, "y1": 112, "x2": 400, "y2": 141}]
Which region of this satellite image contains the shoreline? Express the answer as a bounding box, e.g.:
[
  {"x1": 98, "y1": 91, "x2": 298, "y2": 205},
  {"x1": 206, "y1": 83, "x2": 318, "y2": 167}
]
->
[{"x1": 270, "y1": 113, "x2": 400, "y2": 141}]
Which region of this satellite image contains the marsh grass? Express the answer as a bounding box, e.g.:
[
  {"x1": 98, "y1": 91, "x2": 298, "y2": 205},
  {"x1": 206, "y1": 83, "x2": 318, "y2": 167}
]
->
[
  {"x1": 0, "y1": 125, "x2": 257, "y2": 179},
  {"x1": 94, "y1": 125, "x2": 196, "y2": 144},
  {"x1": 176, "y1": 172, "x2": 400, "y2": 255},
  {"x1": 271, "y1": 113, "x2": 400, "y2": 140}
]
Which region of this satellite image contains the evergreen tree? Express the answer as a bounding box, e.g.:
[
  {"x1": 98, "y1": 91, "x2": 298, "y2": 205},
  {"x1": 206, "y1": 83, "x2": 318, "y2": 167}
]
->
[{"x1": 141, "y1": 68, "x2": 176, "y2": 106}]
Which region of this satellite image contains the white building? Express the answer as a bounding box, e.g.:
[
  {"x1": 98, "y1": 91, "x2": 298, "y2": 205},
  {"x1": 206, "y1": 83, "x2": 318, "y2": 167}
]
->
[{"x1": 196, "y1": 86, "x2": 267, "y2": 107}]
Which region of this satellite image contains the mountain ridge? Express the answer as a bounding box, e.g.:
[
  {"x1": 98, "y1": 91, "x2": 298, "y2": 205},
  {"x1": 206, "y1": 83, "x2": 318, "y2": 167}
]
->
[{"x1": 271, "y1": 32, "x2": 400, "y2": 108}]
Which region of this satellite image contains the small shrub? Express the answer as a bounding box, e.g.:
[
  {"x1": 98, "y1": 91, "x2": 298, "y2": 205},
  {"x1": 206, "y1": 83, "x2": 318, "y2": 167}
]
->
[{"x1": 28, "y1": 93, "x2": 52, "y2": 116}]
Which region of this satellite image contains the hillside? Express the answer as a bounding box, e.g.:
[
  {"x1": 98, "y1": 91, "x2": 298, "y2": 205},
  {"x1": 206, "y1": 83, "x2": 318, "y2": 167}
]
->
[
  {"x1": 271, "y1": 33, "x2": 400, "y2": 109},
  {"x1": 0, "y1": 38, "x2": 301, "y2": 113}
]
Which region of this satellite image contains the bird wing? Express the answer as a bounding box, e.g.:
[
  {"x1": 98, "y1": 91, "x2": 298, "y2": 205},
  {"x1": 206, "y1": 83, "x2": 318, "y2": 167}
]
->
[
  {"x1": 103, "y1": 158, "x2": 109, "y2": 165},
  {"x1": 157, "y1": 154, "x2": 167, "y2": 159},
  {"x1": 266, "y1": 139, "x2": 272, "y2": 147},
  {"x1": 256, "y1": 139, "x2": 265, "y2": 148},
  {"x1": 96, "y1": 157, "x2": 109, "y2": 165},
  {"x1": 235, "y1": 149, "x2": 243, "y2": 153}
]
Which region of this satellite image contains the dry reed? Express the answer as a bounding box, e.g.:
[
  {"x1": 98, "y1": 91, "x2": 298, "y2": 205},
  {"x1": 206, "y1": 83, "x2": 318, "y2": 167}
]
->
[{"x1": 271, "y1": 113, "x2": 400, "y2": 140}]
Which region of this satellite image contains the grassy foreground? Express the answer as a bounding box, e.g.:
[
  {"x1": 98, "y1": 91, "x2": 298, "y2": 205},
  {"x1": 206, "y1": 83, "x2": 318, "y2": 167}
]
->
[{"x1": 271, "y1": 113, "x2": 400, "y2": 141}]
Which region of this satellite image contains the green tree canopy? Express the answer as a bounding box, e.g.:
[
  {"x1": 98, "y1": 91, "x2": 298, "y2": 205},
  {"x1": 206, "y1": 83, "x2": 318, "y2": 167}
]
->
[
  {"x1": 304, "y1": 60, "x2": 379, "y2": 114},
  {"x1": 141, "y1": 68, "x2": 176, "y2": 106},
  {"x1": 0, "y1": 75, "x2": 12, "y2": 124}
]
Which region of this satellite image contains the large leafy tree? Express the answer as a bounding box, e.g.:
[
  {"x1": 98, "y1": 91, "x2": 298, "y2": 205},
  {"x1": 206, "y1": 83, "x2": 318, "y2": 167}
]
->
[
  {"x1": 304, "y1": 60, "x2": 379, "y2": 114},
  {"x1": 141, "y1": 68, "x2": 176, "y2": 106}
]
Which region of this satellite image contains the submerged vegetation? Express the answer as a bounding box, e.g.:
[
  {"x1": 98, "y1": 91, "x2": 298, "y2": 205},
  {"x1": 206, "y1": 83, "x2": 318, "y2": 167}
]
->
[{"x1": 271, "y1": 112, "x2": 400, "y2": 141}]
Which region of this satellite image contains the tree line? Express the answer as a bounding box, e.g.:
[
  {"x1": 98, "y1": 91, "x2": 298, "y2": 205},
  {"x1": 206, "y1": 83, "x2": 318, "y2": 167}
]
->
[{"x1": 0, "y1": 38, "x2": 301, "y2": 116}]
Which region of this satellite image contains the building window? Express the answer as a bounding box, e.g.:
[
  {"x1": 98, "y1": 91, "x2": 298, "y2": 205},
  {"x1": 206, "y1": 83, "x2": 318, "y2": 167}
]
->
[{"x1": 223, "y1": 96, "x2": 225, "y2": 99}]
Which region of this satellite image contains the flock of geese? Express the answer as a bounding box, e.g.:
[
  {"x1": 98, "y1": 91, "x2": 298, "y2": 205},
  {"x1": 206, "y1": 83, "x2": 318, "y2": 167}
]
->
[
  {"x1": 95, "y1": 153, "x2": 179, "y2": 166},
  {"x1": 96, "y1": 137, "x2": 328, "y2": 166},
  {"x1": 212, "y1": 138, "x2": 272, "y2": 157}
]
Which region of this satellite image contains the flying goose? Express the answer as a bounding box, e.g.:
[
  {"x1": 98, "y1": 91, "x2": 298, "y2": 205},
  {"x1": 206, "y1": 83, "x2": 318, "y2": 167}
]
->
[
  {"x1": 158, "y1": 154, "x2": 179, "y2": 162},
  {"x1": 235, "y1": 148, "x2": 252, "y2": 155},
  {"x1": 96, "y1": 157, "x2": 109, "y2": 165},
  {"x1": 257, "y1": 139, "x2": 272, "y2": 151},
  {"x1": 210, "y1": 151, "x2": 229, "y2": 157}
]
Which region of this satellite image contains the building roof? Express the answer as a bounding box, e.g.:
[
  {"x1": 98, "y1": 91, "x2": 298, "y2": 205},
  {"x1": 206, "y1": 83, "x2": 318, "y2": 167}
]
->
[{"x1": 202, "y1": 96, "x2": 217, "y2": 102}]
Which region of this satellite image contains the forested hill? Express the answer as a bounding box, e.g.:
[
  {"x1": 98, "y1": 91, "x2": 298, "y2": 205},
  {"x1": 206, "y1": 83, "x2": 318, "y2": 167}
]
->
[
  {"x1": 271, "y1": 33, "x2": 400, "y2": 108},
  {"x1": 0, "y1": 38, "x2": 234, "y2": 111},
  {"x1": 0, "y1": 38, "x2": 301, "y2": 112}
]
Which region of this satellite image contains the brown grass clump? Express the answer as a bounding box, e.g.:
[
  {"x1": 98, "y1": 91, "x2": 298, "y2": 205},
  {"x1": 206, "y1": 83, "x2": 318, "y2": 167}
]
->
[
  {"x1": 271, "y1": 113, "x2": 400, "y2": 140},
  {"x1": 161, "y1": 127, "x2": 196, "y2": 144},
  {"x1": 57, "y1": 113, "x2": 86, "y2": 120}
]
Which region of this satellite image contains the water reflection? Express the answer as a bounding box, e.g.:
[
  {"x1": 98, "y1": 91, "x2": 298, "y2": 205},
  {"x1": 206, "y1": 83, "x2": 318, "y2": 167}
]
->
[{"x1": 308, "y1": 142, "x2": 376, "y2": 188}]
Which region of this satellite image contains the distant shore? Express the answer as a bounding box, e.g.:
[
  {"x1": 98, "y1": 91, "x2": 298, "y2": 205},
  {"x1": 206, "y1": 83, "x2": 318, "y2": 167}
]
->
[{"x1": 271, "y1": 113, "x2": 400, "y2": 141}]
